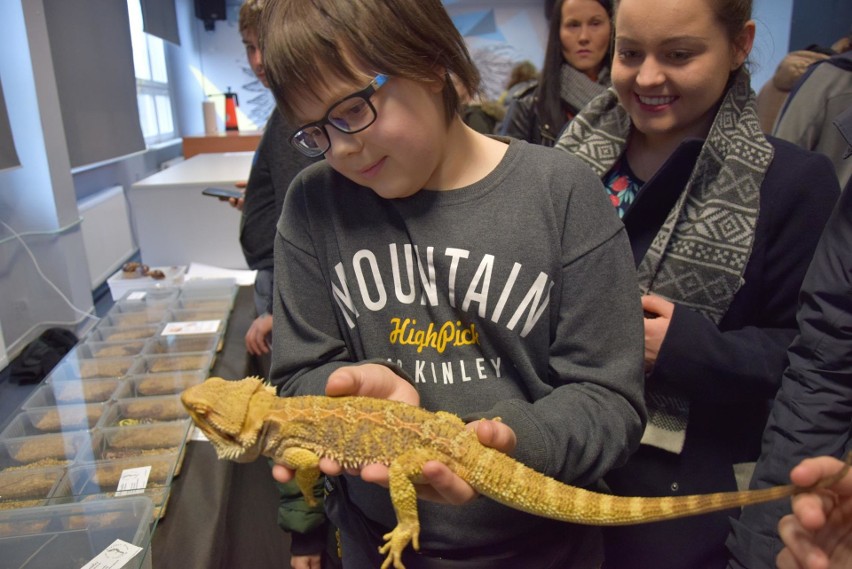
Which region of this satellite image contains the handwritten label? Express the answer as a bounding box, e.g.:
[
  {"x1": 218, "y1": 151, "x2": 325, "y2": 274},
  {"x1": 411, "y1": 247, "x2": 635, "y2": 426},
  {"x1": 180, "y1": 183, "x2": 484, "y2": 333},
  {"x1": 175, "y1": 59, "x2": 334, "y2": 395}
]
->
[
  {"x1": 79, "y1": 539, "x2": 143, "y2": 569},
  {"x1": 161, "y1": 320, "x2": 220, "y2": 335},
  {"x1": 115, "y1": 466, "x2": 151, "y2": 497}
]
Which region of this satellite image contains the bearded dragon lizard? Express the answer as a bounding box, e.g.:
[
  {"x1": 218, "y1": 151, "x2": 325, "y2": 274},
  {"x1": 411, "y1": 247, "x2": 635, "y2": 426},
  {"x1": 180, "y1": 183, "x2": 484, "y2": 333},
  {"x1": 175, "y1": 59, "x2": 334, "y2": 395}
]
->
[{"x1": 182, "y1": 376, "x2": 851, "y2": 569}]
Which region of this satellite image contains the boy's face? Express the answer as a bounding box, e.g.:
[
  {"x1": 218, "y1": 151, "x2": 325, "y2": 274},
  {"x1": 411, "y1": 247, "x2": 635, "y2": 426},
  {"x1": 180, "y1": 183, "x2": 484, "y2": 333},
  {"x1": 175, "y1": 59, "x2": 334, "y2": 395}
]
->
[
  {"x1": 241, "y1": 27, "x2": 267, "y2": 88},
  {"x1": 292, "y1": 73, "x2": 449, "y2": 199}
]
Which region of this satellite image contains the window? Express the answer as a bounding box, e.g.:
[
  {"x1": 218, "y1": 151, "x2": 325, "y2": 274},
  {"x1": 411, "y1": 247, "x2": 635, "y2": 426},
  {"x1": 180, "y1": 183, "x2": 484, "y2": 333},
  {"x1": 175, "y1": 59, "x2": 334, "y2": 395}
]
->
[{"x1": 127, "y1": 0, "x2": 175, "y2": 145}]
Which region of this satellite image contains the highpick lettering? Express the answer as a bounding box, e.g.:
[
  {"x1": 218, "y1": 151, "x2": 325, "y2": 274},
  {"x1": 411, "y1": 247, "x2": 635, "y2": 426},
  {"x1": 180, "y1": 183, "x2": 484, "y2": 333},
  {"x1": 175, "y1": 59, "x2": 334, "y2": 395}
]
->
[{"x1": 388, "y1": 318, "x2": 480, "y2": 354}]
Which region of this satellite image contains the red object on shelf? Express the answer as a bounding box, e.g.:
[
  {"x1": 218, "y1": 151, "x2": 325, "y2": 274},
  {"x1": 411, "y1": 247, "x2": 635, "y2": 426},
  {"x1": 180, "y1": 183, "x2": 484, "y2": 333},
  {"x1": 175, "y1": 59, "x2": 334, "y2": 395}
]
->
[{"x1": 224, "y1": 88, "x2": 239, "y2": 132}]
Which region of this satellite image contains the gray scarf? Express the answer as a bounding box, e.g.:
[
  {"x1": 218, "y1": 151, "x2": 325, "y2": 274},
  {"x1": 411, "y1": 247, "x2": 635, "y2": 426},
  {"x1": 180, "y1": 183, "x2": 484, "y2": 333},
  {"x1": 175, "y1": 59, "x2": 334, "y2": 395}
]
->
[
  {"x1": 556, "y1": 69, "x2": 773, "y2": 454},
  {"x1": 559, "y1": 62, "x2": 610, "y2": 116}
]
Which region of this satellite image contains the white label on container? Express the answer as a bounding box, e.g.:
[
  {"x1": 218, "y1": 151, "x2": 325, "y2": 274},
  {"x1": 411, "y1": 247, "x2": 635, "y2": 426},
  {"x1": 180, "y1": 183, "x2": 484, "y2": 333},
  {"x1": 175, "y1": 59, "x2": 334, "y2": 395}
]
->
[
  {"x1": 161, "y1": 320, "x2": 220, "y2": 335},
  {"x1": 79, "y1": 538, "x2": 143, "y2": 569},
  {"x1": 126, "y1": 291, "x2": 147, "y2": 301},
  {"x1": 115, "y1": 466, "x2": 151, "y2": 497}
]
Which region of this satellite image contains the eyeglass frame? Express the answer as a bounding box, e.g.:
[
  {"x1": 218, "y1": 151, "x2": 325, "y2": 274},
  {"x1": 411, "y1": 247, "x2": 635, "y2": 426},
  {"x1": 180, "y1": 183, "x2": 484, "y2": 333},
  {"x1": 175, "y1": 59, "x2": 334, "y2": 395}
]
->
[{"x1": 289, "y1": 74, "x2": 389, "y2": 157}]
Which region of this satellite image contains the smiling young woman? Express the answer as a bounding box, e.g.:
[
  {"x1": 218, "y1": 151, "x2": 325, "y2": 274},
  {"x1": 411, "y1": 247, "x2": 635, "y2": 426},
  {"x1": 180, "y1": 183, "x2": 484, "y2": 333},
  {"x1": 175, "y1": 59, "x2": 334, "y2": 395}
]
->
[{"x1": 557, "y1": 0, "x2": 841, "y2": 568}]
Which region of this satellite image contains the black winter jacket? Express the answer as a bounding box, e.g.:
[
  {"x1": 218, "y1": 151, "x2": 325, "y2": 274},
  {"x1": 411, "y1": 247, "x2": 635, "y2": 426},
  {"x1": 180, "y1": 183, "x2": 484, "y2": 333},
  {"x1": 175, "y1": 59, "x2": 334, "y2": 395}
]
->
[{"x1": 727, "y1": 111, "x2": 852, "y2": 569}]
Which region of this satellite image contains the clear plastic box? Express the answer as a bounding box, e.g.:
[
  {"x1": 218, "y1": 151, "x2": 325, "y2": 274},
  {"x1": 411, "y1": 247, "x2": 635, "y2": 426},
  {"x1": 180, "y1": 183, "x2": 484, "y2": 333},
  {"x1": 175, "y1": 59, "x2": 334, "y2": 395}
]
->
[
  {"x1": 0, "y1": 497, "x2": 154, "y2": 569},
  {"x1": 52, "y1": 453, "x2": 179, "y2": 520},
  {"x1": 75, "y1": 339, "x2": 148, "y2": 359},
  {"x1": 124, "y1": 371, "x2": 207, "y2": 397},
  {"x1": 0, "y1": 465, "x2": 66, "y2": 511},
  {"x1": 82, "y1": 422, "x2": 190, "y2": 463},
  {"x1": 101, "y1": 309, "x2": 167, "y2": 329},
  {"x1": 143, "y1": 333, "x2": 221, "y2": 356},
  {"x1": 1, "y1": 404, "x2": 107, "y2": 437},
  {"x1": 96, "y1": 395, "x2": 189, "y2": 428},
  {"x1": 21, "y1": 379, "x2": 121, "y2": 408},
  {"x1": 170, "y1": 295, "x2": 233, "y2": 313},
  {"x1": 0, "y1": 431, "x2": 91, "y2": 468},
  {"x1": 47, "y1": 356, "x2": 136, "y2": 381},
  {"x1": 107, "y1": 263, "x2": 186, "y2": 301},
  {"x1": 127, "y1": 353, "x2": 214, "y2": 375},
  {"x1": 117, "y1": 287, "x2": 180, "y2": 306},
  {"x1": 86, "y1": 324, "x2": 161, "y2": 343}
]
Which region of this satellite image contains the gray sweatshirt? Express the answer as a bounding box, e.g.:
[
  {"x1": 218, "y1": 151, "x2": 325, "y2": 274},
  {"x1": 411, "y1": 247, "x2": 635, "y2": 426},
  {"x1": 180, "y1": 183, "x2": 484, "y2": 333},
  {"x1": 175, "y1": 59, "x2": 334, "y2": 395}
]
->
[{"x1": 270, "y1": 138, "x2": 645, "y2": 563}]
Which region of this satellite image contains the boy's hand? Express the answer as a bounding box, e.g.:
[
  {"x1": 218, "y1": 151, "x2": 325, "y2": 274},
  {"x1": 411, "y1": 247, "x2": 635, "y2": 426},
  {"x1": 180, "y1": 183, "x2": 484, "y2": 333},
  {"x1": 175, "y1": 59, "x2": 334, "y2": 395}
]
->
[
  {"x1": 271, "y1": 363, "x2": 517, "y2": 505},
  {"x1": 290, "y1": 554, "x2": 321, "y2": 569},
  {"x1": 777, "y1": 456, "x2": 852, "y2": 569}
]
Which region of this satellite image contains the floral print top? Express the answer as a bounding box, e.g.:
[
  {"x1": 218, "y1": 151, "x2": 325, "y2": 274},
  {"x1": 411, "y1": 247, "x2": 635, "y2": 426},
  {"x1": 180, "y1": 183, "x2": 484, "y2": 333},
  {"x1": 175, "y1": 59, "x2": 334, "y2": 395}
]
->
[{"x1": 603, "y1": 158, "x2": 645, "y2": 218}]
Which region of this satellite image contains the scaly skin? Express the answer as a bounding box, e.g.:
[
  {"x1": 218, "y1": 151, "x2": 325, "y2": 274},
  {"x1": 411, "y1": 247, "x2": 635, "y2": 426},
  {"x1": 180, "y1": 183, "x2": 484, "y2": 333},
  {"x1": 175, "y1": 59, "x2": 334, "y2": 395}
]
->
[{"x1": 182, "y1": 377, "x2": 851, "y2": 569}]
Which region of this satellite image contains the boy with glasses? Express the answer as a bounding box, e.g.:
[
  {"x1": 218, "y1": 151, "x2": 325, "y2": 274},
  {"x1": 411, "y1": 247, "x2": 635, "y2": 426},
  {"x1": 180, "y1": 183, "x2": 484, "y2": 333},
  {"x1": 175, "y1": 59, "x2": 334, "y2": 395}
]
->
[{"x1": 262, "y1": 1, "x2": 645, "y2": 567}]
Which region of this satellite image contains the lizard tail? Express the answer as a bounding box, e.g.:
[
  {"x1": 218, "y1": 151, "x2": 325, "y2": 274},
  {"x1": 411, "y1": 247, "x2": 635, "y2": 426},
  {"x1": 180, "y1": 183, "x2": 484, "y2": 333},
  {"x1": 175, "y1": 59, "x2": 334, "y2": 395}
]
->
[{"x1": 464, "y1": 448, "x2": 852, "y2": 526}]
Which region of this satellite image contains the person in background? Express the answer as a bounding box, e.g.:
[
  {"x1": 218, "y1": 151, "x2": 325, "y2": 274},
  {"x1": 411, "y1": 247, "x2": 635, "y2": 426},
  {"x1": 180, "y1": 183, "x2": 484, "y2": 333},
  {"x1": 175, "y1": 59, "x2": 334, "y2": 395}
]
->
[
  {"x1": 772, "y1": 37, "x2": 852, "y2": 188},
  {"x1": 237, "y1": 0, "x2": 316, "y2": 365},
  {"x1": 500, "y1": 0, "x2": 612, "y2": 146},
  {"x1": 497, "y1": 60, "x2": 539, "y2": 108},
  {"x1": 235, "y1": 3, "x2": 332, "y2": 569},
  {"x1": 776, "y1": 455, "x2": 852, "y2": 569},
  {"x1": 555, "y1": 0, "x2": 840, "y2": 567},
  {"x1": 260, "y1": 0, "x2": 645, "y2": 567},
  {"x1": 755, "y1": 45, "x2": 835, "y2": 133},
  {"x1": 726, "y1": 106, "x2": 852, "y2": 569}
]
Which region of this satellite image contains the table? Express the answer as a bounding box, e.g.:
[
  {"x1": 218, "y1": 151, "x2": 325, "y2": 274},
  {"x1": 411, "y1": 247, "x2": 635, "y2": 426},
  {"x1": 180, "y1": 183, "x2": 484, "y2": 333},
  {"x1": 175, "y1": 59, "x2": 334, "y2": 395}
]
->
[
  {"x1": 151, "y1": 286, "x2": 289, "y2": 568},
  {"x1": 128, "y1": 152, "x2": 254, "y2": 270},
  {"x1": 182, "y1": 131, "x2": 263, "y2": 159}
]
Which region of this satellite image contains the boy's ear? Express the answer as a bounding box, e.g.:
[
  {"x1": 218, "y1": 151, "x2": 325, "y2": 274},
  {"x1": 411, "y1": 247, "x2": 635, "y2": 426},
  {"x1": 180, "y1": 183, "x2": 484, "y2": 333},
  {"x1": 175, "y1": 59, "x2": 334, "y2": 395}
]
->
[{"x1": 430, "y1": 66, "x2": 449, "y2": 93}]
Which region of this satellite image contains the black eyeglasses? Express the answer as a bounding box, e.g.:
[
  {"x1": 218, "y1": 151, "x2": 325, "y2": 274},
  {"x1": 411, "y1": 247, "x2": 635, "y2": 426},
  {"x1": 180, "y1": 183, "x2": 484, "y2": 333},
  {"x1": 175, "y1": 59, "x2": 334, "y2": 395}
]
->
[{"x1": 289, "y1": 74, "x2": 389, "y2": 157}]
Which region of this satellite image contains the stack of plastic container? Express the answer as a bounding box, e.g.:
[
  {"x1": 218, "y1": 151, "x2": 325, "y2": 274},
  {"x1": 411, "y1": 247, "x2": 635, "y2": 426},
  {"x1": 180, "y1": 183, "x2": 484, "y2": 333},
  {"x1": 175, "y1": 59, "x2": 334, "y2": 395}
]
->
[{"x1": 0, "y1": 279, "x2": 237, "y2": 568}]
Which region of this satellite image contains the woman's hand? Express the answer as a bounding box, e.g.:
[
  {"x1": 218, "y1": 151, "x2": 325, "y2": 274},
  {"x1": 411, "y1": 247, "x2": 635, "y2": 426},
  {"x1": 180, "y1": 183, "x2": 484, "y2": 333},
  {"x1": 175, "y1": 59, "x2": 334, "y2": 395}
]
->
[{"x1": 641, "y1": 294, "x2": 674, "y2": 373}]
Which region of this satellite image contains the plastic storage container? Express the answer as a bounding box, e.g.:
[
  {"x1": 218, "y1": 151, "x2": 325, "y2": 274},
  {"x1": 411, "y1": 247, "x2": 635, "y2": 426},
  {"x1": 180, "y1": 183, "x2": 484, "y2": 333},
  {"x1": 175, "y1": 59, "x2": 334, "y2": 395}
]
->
[
  {"x1": 0, "y1": 497, "x2": 154, "y2": 569},
  {"x1": 97, "y1": 395, "x2": 189, "y2": 428},
  {"x1": 123, "y1": 371, "x2": 207, "y2": 397},
  {"x1": 127, "y1": 353, "x2": 214, "y2": 375}
]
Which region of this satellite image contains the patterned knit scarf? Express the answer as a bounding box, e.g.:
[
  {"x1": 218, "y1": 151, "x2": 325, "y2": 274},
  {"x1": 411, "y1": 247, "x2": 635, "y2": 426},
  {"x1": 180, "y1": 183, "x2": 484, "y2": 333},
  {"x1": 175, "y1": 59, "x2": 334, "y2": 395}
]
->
[
  {"x1": 560, "y1": 63, "x2": 610, "y2": 117},
  {"x1": 556, "y1": 69, "x2": 773, "y2": 454}
]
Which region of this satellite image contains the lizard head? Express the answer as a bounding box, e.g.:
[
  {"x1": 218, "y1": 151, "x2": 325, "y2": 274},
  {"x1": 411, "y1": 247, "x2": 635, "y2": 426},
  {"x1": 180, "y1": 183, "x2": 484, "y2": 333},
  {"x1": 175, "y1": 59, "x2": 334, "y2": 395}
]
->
[{"x1": 181, "y1": 376, "x2": 274, "y2": 462}]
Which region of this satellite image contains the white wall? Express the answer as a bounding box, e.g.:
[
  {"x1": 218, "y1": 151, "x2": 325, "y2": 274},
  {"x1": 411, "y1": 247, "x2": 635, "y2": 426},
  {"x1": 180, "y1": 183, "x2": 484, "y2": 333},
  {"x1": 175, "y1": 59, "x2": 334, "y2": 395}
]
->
[
  {"x1": 0, "y1": 0, "x2": 97, "y2": 363},
  {"x1": 752, "y1": 0, "x2": 795, "y2": 93}
]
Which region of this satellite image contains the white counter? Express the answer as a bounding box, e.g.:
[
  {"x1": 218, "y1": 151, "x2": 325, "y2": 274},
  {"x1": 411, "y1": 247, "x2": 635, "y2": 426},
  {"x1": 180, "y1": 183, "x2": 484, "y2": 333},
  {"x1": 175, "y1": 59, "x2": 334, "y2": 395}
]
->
[{"x1": 128, "y1": 152, "x2": 254, "y2": 269}]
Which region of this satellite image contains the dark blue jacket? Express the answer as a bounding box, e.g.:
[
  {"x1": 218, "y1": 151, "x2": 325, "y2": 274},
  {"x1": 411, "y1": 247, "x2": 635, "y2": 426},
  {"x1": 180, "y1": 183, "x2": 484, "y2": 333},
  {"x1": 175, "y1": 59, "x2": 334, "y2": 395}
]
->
[{"x1": 602, "y1": 136, "x2": 840, "y2": 569}]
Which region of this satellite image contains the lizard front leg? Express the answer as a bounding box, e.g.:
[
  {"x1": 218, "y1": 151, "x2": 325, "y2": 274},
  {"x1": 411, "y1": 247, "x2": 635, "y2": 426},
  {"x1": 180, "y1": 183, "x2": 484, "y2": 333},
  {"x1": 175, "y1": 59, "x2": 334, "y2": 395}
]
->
[
  {"x1": 279, "y1": 447, "x2": 321, "y2": 507},
  {"x1": 380, "y1": 448, "x2": 440, "y2": 569}
]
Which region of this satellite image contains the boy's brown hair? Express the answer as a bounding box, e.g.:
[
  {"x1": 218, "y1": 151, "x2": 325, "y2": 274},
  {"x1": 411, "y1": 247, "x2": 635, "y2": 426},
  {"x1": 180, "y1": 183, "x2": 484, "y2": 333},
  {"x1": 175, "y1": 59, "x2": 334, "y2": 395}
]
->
[
  {"x1": 260, "y1": 0, "x2": 480, "y2": 125},
  {"x1": 238, "y1": 0, "x2": 264, "y2": 34}
]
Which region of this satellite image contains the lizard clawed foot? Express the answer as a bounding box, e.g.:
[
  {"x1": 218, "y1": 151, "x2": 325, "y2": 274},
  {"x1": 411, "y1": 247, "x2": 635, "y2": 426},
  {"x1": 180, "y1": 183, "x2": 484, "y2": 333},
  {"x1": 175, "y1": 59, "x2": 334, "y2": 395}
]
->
[{"x1": 379, "y1": 522, "x2": 420, "y2": 569}]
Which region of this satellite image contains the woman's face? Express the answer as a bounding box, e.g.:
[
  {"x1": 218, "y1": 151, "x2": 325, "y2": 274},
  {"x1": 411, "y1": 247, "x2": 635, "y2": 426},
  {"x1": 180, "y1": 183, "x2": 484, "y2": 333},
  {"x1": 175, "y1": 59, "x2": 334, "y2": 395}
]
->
[
  {"x1": 559, "y1": 0, "x2": 612, "y2": 80},
  {"x1": 611, "y1": 0, "x2": 753, "y2": 146}
]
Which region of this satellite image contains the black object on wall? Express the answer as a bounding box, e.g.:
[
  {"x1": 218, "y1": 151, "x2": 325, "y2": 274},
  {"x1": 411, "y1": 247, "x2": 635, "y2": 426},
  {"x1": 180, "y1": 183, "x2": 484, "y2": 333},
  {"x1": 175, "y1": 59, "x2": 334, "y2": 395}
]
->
[{"x1": 195, "y1": 0, "x2": 226, "y2": 31}]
